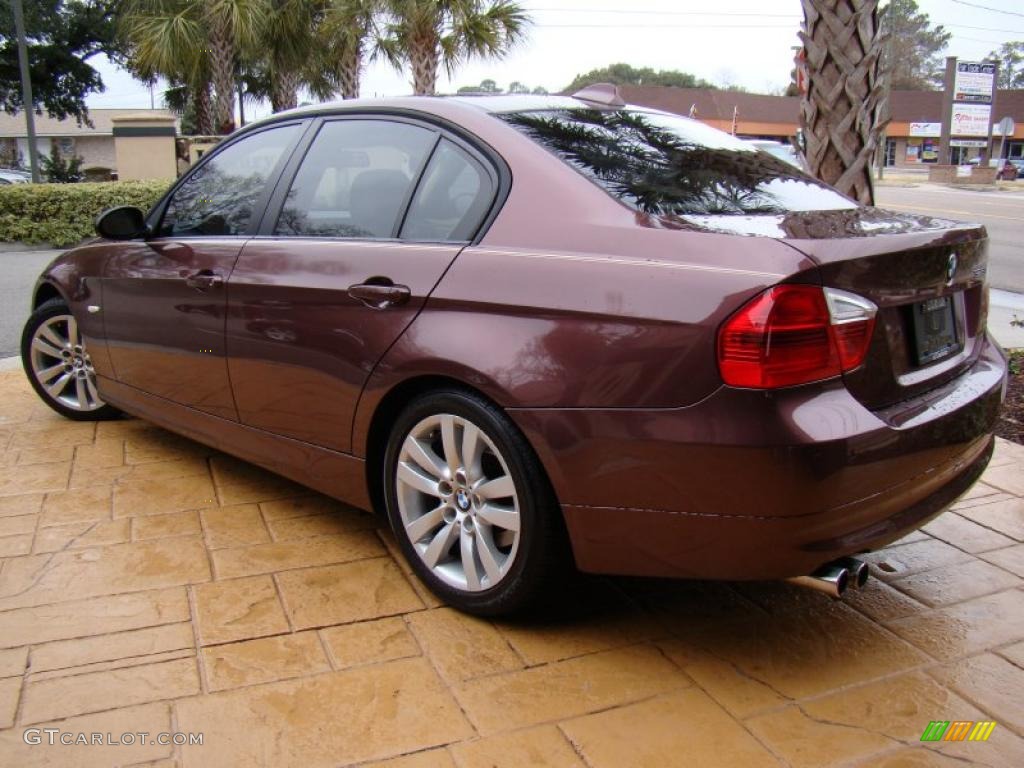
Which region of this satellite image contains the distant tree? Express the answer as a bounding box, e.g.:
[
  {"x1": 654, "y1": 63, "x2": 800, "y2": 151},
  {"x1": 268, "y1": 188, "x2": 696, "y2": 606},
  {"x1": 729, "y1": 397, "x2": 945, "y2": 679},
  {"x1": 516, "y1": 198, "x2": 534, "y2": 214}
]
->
[
  {"x1": 987, "y1": 41, "x2": 1024, "y2": 89},
  {"x1": 507, "y1": 80, "x2": 528, "y2": 93},
  {"x1": 880, "y1": 0, "x2": 950, "y2": 89},
  {"x1": 478, "y1": 78, "x2": 500, "y2": 92},
  {"x1": 39, "y1": 143, "x2": 84, "y2": 183},
  {"x1": 530, "y1": 85, "x2": 547, "y2": 94},
  {"x1": 0, "y1": 0, "x2": 119, "y2": 124},
  {"x1": 565, "y1": 63, "x2": 714, "y2": 92}
]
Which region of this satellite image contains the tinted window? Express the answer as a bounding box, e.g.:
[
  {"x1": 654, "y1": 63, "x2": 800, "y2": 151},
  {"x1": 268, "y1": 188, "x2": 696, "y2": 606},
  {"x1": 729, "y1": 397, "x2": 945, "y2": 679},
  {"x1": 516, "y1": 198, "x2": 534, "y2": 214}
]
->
[
  {"x1": 275, "y1": 120, "x2": 435, "y2": 239},
  {"x1": 158, "y1": 124, "x2": 300, "y2": 237},
  {"x1": 501, "y1": 109, "x2": 855, "y2": 216},
  {"x1": 401, "y1": 140, "x2": 490, "y2": 242}
]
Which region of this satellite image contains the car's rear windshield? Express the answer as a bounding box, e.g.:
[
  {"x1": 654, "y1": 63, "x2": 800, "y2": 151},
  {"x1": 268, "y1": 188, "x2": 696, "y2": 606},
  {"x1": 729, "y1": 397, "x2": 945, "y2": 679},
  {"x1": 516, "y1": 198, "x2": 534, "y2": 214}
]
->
[{"x1": 499, "y1": 108, "x2": 856, "y2": 216}]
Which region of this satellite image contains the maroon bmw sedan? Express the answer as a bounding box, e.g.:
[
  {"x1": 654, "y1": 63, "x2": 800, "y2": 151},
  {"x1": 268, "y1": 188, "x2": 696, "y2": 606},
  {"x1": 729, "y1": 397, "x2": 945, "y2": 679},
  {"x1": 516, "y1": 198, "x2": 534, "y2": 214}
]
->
[{"x1": 22, "y1": 87, "x2": 1007, "y2": 615}]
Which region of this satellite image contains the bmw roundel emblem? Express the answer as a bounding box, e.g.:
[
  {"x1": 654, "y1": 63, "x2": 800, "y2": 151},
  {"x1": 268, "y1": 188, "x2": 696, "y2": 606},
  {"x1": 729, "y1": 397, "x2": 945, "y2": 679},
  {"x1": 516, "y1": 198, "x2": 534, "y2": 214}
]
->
[{"x1": 946, "y1": 252, "x2": 958, "y2": 283}]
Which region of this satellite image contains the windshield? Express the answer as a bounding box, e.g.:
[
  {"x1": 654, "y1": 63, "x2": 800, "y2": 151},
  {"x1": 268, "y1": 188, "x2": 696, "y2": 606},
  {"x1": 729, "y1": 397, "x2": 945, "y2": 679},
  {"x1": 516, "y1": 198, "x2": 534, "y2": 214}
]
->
[{"x1": 500, "y1": 108, "x2": 856, "y2": 216}]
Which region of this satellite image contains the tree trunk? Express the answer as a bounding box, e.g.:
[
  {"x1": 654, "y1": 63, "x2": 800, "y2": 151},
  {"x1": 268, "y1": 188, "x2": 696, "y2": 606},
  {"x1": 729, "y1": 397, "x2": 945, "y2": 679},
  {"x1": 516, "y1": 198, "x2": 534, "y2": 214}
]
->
[
  {"x1": 208, "y1": 12, "x2": 236, "y2": 133},
  {"x1": 337, "y1": 47, "x2": 362, "y2": 100},
  {"x1": 799, "y1": 0, "x2": 889, "y2": 205},
  {"x1": 193, "y1": 80, "x2": 214, "y2": 135},
  {"x1": 410, "y1": 45, "x2": 438, "y2": 96},
  {"x1": 271, "y1": 69, "x2": 300, "y2": 112}
]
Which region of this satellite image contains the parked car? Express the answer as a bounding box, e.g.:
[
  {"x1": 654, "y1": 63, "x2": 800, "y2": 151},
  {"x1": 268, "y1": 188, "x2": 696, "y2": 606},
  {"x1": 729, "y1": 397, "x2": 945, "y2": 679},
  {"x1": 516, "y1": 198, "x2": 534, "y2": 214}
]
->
[
  {"x1": 22, "y1": 87, "x2": 1007, "y2": 615},
  {"x1": 0, "y1": 168, "x2": 31, "y2": 184}
]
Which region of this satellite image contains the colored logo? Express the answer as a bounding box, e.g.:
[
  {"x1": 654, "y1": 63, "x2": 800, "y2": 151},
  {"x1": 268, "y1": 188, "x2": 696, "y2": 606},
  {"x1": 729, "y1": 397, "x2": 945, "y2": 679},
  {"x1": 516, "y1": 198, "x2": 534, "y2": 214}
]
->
[{"x1": 920, "y1": 720, "x2": 996, "y2": 742}]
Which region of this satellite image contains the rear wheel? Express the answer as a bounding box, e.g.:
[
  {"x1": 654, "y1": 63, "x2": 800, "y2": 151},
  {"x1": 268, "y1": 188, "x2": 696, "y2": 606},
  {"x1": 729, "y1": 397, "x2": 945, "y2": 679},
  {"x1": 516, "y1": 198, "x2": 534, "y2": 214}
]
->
[
  {"x1": 21, "y1": 298, "x2": 119, "y2": 421},
  {"x1": 383, "y1": 389, "x2": 565, "y2": 616}
]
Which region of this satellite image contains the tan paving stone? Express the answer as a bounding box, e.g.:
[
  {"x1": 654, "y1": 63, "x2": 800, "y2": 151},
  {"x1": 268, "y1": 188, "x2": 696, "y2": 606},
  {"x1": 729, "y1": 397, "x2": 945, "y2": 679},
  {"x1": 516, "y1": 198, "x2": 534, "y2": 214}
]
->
[
  {"x1": 656, "y1": 638, "x2": 787, "y2": 718},
  {"x1": 133, "y1": 510, "x2": 202, "y2": 541},
  {"x1": 843, "y1": 578, "x2": 931, "y2": 622},
  {"x1": 923, "y1": 511, "x2": 1018, "y2": 553},
  {"x1": 17, "y1": 444, "x2": 75, "y2": 466},
  {"x1": 202, "y1": 631, "x2": 330, "y2": 691},
  {"x1": 320, "y1": 616, "x2": 420, "y2": 669},
  {"x1": 957, "y1": 497, "x2": 1024, "y2": 541},
  {"x1": 0, "y1": 647, "x2": 28, "y2": 678},
  {"x1": 193, "y1": 575, "x2": 289, "y2": 645},
  {"x1": 377, "y1": 527, "x2": 444, "y2": 609},
  {"x1": 928, "y1": 653, "x2": 1024, "y2": 733},
  {"x1": 265, "y1": 509, "x2": 376, "y2": 541},
  {"x1": 0, "y1": 587, "x2": 189, "y2": 648},
  {"x1": 981, "y1": 543, "x2": 1024, "y2": 578},
  {"x1": 212, "y1": 531, "x2": 383, "y2": 578},
  {"x1": 277, "y1": 558, "x2": 423, "y2": 629},
  {"x1": 981, "y1": 461, "x2": 1024, "y2": 496},
  {"x1": 0, "y1": 462, "x2": 70, "y2": 497},
  {"x1": 886, "y1": 589, "x2": 1024, "y2": 660},
  {"x1": 113, "y1": 473, "x2": 218, "y2": 518},
  {"x1": 39, "y1": 485, "x2": 111, "y2": 526},
  {"x1": 176, "y1": 658, "x2": 473, "y2": 768},
  {"x1": 68, "y1": 462, "x2": 134, "y2": 488},
  {"x1": 0, "y1": 702, "x2": 173, "y2": 767},
  {"x1": 31, "y1": 623, "x2": 194, "y2": 674},
  {"x1": 454, "y1": 644, "x2": 689, "y2": 735},
  {"x1": 0, "y1": 676, "x2": 20, "y2": 728},
  {"x1": 0, "y1": 492, "x2": 43, "y2": 518},
  {"x1": 125, "y1": 431, "x2": 213, "y2": 465},
  {"x1": 851, "y1": 748, "x2": 971, "y2": 767},
  {"x1": 71, "y1": 438, "x2": 124, "y2": 469},
  {"x1": 200, "y1": 503, "x2": 270, "y2": 549},
  {"x1": 563, "y1": 688, "x2": 781, "y2": 768},
  {"x1": 8, "y1": 422, "x2": 95, "y2": 449},
  {"x1": 0, "y1": 512, "x2": 36, "y2": 536},
  {"x1": 452, "y1": 725, "x2": 585, "y2": 768},
  {"x1": 890, "y1": 559, "x2": 1021, "y2": 607},
  {"x1": 32, "y1": 518, "x2": 130, "y2": 553},
  {"x1": 863, "y1": 539, "x2": 974, "y2": 579},
  {"x1": 210, "y1": 455, "x2": 306, "y2": 505},
  {"x1": 259, "y1": 494, "x2": 344, "y2": 521},
  {"x1": 0, "y1": 536, "x2": 211, "y2": 611},
  {"x1": 407, "y1": 607, "x2": 522, "y2": 683},
  {"x1": 0, "y1": 533, "x2": 32, "y2": 557},
  {"x1": 362, "y1": 749, "x2": 456, "y2": 768},
  {"x1": 21, "y1": 657, "x2": 200, "y2": 724}
]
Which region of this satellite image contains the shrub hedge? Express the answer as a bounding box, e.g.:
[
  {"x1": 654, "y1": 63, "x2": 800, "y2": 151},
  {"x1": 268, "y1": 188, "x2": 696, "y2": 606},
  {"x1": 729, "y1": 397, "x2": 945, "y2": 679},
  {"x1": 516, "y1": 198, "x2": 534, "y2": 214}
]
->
[{"x1": 0, "y1": 180, "x2": 170, "y2": 246}]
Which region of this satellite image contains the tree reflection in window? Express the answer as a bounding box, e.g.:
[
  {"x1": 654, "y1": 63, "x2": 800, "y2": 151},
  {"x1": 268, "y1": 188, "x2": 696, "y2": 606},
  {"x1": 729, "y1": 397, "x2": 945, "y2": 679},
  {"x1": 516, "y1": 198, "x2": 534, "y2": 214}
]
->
[
  {"x1": 159, "y1": 124, "x2": 300, "y2": 237},
  {"x1": 502, "y1": 109, "x2": 854, "y2": 216}
]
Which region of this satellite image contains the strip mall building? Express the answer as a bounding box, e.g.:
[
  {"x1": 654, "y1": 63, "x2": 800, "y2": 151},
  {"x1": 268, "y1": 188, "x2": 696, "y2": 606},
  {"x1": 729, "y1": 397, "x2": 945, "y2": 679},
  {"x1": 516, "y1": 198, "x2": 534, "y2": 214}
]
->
[{"x1": 618, "y1": 85, "x2": 1024, "y2": 167}]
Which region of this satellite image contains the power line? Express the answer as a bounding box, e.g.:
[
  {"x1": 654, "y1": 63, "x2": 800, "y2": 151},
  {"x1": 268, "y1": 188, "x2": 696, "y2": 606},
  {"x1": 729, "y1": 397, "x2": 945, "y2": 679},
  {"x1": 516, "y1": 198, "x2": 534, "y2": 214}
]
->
[{"x1": 951, "y1": 0, "x2": 1024, "y2": 19}]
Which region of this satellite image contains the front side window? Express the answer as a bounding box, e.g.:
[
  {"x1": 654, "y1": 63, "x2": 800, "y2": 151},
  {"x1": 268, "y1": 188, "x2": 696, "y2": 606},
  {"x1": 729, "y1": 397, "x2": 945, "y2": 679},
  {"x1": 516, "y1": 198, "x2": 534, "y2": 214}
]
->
[
  {"x1": 158, "y1": 124, "x2": 301, "y2": 237},
  {"x1": 275, "y1": 120, "x2": 436, "y2": 239},
  {"x1": 400, "y1": 139, "x2": 491, "y2": 242},
  {"x1": 500, "y1": 108, "x2": 856, "y2": 216}
]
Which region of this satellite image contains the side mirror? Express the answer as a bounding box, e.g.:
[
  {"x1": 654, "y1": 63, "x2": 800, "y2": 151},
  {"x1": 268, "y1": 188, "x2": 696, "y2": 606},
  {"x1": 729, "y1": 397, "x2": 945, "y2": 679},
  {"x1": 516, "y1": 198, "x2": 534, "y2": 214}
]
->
[{"x1": 95, "y1": 206, "x2": 148, "y2": 240}]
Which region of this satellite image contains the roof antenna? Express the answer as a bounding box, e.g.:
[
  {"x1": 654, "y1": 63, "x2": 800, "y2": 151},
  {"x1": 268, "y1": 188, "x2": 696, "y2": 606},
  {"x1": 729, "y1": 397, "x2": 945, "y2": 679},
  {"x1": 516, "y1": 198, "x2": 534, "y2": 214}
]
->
[{"x1": 570, "y1": 83, "x2": 625, "y2": 108}]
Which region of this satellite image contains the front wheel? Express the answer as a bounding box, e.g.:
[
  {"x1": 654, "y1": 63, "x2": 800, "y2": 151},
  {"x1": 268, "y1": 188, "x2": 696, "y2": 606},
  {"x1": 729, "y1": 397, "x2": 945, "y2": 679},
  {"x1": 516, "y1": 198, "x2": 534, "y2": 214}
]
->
[
  {"x1": 21, "y1": 298, "x2": 119, "y2": 421},
  {"x1": 383, "y1": 389, "x2": 565, "y2": 616}
]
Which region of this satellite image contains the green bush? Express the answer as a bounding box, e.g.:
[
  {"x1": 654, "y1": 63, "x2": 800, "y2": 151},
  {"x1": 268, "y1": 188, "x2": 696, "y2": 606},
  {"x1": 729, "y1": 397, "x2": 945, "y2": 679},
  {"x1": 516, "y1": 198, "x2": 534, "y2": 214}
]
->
[{"x1": 0, "y1": 180, "x2": 171, "y2": 246}]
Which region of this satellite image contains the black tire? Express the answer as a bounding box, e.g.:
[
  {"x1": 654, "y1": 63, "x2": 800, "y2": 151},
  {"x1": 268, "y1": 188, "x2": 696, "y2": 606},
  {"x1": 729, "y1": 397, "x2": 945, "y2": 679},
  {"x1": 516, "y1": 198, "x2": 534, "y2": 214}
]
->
[
  {"x1": 383, "y1": 388, "x2": 567, "y2": 616},
  {"x1": 21, "y1": 298, "x2": 120, "y2": 421}
]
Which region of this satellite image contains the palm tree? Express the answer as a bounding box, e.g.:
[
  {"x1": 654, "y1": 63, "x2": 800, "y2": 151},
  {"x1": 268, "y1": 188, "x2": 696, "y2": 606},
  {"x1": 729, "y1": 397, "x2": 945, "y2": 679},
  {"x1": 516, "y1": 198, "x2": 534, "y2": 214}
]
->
[
  {"x1": 316, "y1": 0, "x2": 380, "y2": 99},
  {"x1": 376, "y1": 0, "x2": 529, "y2": 96},
  {"x1": 256, "y1": 0, "x2": 322, "y2": 112},
  {"x1": 204, "y1": 0, "x2": 269, "y2": 130},
  {"x1": 799, "y1": 0, "x2": 889, "y2": 204}
]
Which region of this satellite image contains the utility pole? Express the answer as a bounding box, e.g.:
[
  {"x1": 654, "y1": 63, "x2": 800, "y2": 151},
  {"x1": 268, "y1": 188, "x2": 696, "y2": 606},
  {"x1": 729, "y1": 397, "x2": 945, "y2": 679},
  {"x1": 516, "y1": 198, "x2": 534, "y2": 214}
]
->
[{"x1": 12, "y1": 0, "x2": 41, "y2": 183}]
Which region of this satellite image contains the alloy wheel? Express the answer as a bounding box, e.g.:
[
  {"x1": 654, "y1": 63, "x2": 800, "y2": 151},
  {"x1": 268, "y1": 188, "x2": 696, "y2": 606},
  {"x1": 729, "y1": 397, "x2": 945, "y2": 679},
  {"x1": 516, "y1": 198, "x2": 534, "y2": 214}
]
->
[{"x1": 28, "y1": 314, "x2": 105, "y2": 412}]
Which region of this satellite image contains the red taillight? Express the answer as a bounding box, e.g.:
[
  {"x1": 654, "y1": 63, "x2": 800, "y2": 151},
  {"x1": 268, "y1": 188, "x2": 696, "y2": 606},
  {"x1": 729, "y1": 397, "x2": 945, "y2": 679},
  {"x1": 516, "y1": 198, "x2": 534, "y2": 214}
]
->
[{"x1": 717, "y1": 285, "x2": 876, "y2": 389}]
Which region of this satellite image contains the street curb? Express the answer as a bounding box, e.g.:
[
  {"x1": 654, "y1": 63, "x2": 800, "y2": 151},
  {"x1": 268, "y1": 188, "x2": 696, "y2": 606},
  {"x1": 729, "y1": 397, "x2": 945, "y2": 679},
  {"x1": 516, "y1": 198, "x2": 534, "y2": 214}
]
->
[{"x1": 0, "y1": 356, "x2": 22, "y2": 372}]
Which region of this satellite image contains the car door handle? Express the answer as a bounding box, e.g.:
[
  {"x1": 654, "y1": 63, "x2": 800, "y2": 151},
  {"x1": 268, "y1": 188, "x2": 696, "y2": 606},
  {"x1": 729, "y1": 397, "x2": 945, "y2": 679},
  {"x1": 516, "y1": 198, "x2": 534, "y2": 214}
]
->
[
  {"x1": 348, "y1": 280, "x2": 411, "y2": 309},
  {"x1": 184, "y1": 269, "x2": 224, "y2": 291}
]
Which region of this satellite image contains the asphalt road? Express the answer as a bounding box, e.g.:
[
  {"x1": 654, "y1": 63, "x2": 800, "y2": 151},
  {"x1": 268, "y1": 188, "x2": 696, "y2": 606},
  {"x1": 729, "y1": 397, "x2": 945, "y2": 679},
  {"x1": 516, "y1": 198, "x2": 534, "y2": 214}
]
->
[
  {"x1": 0, "y1": 249, "x2": 60, "y2": 358},
  {"x1": 875, "y1": 185, "x2": 1024, "y2": 294}
]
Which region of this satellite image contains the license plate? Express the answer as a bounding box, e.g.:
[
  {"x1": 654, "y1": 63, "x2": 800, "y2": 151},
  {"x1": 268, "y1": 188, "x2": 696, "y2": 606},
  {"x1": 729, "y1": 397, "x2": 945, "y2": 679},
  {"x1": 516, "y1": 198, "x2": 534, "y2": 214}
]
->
[{"x1": 911, "y1": 295, "x2": 960, "y2": 365}]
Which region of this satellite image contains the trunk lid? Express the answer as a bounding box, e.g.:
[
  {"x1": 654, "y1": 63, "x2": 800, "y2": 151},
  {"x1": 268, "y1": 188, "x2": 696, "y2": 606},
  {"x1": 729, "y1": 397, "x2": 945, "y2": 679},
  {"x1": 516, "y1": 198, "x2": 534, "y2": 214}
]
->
[{"x1": 680, "y1": 207, "x2": 990, "y2": 410}]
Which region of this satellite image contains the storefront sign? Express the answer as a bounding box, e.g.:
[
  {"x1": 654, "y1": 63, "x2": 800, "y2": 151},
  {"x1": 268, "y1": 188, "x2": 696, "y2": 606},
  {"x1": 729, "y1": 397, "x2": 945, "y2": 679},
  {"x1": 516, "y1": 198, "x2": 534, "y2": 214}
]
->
[
  {"x1": 954, "y1": 61, "x2": 996, "y2": 103},
  {"x1": 950, "y1": 139, "x2": 987, "y2": 148},
  {"x1": 951, "y1": 103, "x2": 992, "y2": 137},
  {"x1": 909, "y1": 122, "x2": 941, "y2": 137}
]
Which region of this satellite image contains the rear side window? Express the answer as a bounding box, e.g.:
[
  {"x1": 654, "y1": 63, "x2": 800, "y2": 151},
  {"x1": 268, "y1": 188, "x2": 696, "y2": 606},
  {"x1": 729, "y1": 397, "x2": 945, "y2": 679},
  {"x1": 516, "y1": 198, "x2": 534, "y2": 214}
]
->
[
  {"x1": 158, "y1": 124, "x2": 300, "y2": 237},
  {"x1": 275, "y1": 120, "x2": 436, "y2": 239},
  {"x1": 500, "y1": 108, "x2": 855, "y2": 216},
  {"x1": 400, "y1": 140, "x2": 491, "y2": 242}
]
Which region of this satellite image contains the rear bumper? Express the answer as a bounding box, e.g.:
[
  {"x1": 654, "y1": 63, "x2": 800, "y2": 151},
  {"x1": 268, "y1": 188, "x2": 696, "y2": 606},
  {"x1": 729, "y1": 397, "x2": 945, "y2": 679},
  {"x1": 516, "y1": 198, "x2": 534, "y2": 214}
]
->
[{"x1": 509, "y1": 335, "x2": 1007, "y2": 579}]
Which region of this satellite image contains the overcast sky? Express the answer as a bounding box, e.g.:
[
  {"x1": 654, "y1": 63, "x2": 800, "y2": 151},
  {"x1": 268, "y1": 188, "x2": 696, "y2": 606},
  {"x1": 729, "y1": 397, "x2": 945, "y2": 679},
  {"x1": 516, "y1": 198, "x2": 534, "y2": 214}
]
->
[{"x1": 84, "y1": 0, "x2": 1024, "y2": 119}]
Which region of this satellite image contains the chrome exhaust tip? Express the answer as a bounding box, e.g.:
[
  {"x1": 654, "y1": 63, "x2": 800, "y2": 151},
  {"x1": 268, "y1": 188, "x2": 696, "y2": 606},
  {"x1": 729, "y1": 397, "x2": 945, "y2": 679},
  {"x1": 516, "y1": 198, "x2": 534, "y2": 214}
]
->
[
  {"x1": 786, "y1": 565, "x2": 849, "y2": 598},
  {"x1": 836, "y1": 557, "x2": 869, "y2": 589}
]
